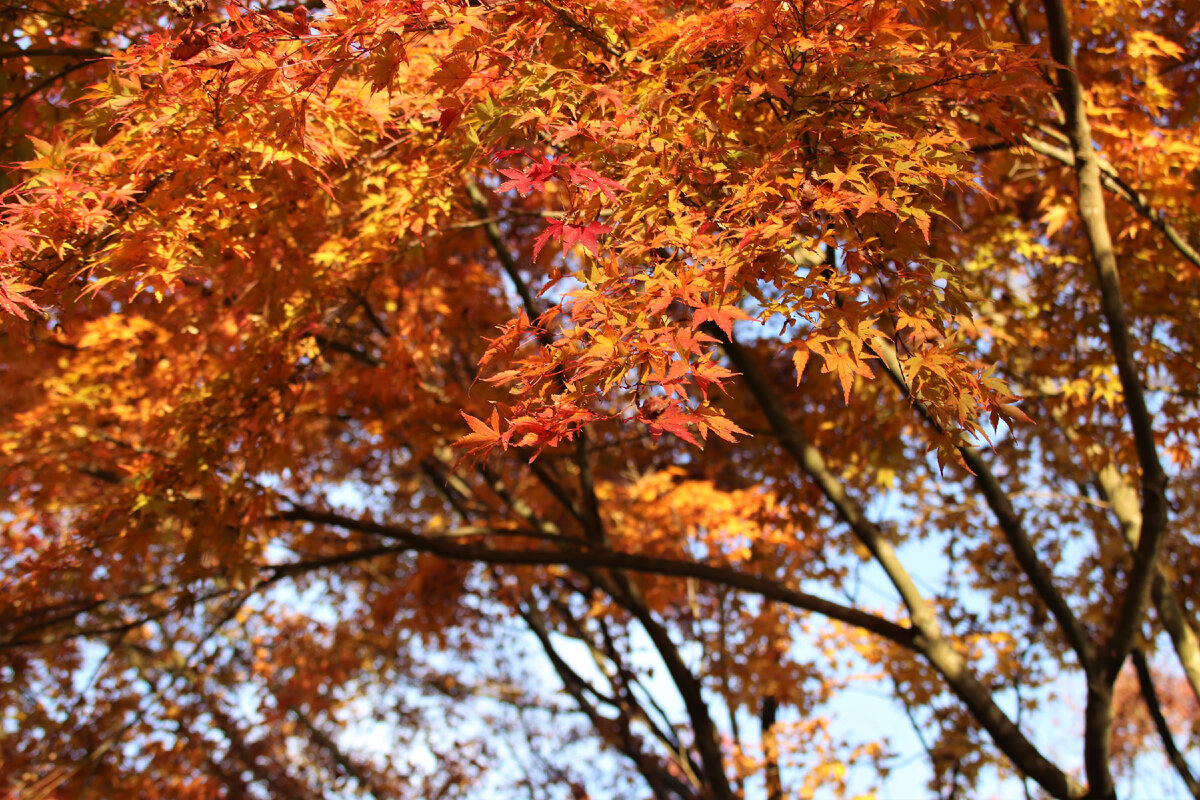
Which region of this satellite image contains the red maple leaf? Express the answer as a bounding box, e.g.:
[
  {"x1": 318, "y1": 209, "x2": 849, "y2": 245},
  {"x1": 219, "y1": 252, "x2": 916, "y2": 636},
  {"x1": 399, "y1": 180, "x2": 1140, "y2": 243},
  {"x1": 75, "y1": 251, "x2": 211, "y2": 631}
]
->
[
  {"x1": 532, "y1": 219, "x2": 565, "y2": 260},
  {"x1": 565, "y1": 220, "x2": 611, "y2": 255},
  {"x1": 567, "y1": 165, "x2": 627, "y2": 201},
  {"x1": 496, "y1": 161, "x2": 559, "y2": 197},
  {"x1": 0, "y1": 274, "x2": 39, "y2": 320},
  {"x1": 532, "y1": 220, "x2": 611, "y2": 259}
]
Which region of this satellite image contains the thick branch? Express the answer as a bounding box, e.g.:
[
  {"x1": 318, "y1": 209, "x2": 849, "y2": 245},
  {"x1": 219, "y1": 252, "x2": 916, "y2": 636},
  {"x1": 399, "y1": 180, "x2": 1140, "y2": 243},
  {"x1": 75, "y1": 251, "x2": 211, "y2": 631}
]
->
[
  {"x1": 712, "y1": 331, "x2": 1084, "y2": 799},
  {"x1": 273, "y1": 506, "x2": 915, "y2": 648},
  {"x1": 872, "y1": 340, "x2": 1097, "y2": 672},
  {"x1": 274, "y1": 508, "x2": 901, "y2": 799},
  {"x1": 1035, "y1": 381, "x2": 1200, "y2": 710},
  {"x1": 711, "y1": 328, "x2": 939, "y2": 635},
  {"x1": 1091, "y1": 461, "x2": 1200, "y2": 705},
  {"x1": 0, "y1": 47, "x2": 109, "y2": 60},
  {"x1": 1042, "y1": 3, "x2": 1170, "y2": 793},
  {"x1": 1042, "y1": 0, "x2": 1169, "y2": 676},
  {"x1": 1131, "y1": 649, "x2": 1200, "y2": 799}
]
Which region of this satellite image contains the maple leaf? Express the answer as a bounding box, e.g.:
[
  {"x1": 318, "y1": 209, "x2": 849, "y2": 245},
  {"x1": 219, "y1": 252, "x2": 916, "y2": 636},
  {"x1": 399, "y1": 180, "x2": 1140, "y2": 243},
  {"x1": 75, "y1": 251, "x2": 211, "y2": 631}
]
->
[
  {"x1": 696, "y1": 413, "x2": 748, "y2": 443},
  {"x1": 437, "y1": 103, "x2": 462, "y2": 134},
  {"x1": 551, "y1": 121, "x2": 592, "y2": 144},
  {"x1": 0, "y1": 274, "x2": 38, "y2": 319},
  {"x1": 534, "y1": 219, "x2": 611, "y2": 259},
  {"x1": 792, "y1": 342, "x2": 811, "y2": 384},
  {"x1": 532, "y1": 219, "x2": 565, "y2": 260},
  {"x1": 821, "y1": 348, "x2": 875, "y2": 404},
  {"x1": 0, "y1": 224, "x2": 37, "y2": 260},
  {"x1": 567, "y1": 165, "x2": 628, "y2": 201},
  {"x1": 181, "y1": 41, "x2": 243, "y2": 70},
  {"x1": 431, "y1": 54, "x2": 472, "y2": 91},
  {"x1": 496, "y1": 168, "x2": 539, "y2": 197},
  {"x1": 641, "y1": 403, "x2": 702, "y2": 447},
  {"x1": 454, "y1": 409, "x2": 503, "y2": 456},
  {"x1": 170, "y1": 29, "x2": 212, "y2": 61},
  {"x1": 690, "y1": 358, "x2": 737, "y2": 397},
  {"x1": 496, "y1": 161, "x2": 558, "y2": 197},
  {"x1": 691, "y1": 303, "x2": 753, "y2": 338},
  {"x1": 566, "y1": 220, "x2": 611, "y2": 255},
  {"x1": 491, "y1": 148, "x2": 527, "y2": 162},
  {"x1": 908, "y1": 207, "x2": 932, "y2": 243}
]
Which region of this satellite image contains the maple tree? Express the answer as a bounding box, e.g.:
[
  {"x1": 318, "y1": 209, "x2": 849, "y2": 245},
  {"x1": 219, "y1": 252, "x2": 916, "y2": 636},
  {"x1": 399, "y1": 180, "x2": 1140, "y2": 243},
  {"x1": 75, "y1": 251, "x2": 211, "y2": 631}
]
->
[{"x1": 3, "y1": 0, "x2": 1200, "y2": 797}]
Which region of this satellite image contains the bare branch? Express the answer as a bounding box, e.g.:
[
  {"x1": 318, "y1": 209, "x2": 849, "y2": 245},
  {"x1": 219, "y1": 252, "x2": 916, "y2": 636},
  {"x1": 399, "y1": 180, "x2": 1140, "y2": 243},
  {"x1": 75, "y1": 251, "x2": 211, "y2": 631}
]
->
[
  {"x1": 602, "y1": 572, "x2": 733, "y2": 800},
  {"x1": 547, "y1": 590, "x2": 701, "y2": 786},
  {"x1": 0, "y1": 58, "x2": 104, "y2": 121},
  {"x1": 291, "y1": 707, "x2": 388, "y2": 799},
  {"x1": 464, "y1": 178, "x2": 549, "y2": 342}
]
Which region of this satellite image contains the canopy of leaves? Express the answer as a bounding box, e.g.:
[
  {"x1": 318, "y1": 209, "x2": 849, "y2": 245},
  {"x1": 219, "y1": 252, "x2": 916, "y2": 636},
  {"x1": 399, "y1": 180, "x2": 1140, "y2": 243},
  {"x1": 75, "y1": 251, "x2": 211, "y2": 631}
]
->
[{"x1": 2, "y1": 0, "x2": 1200, "y2": 798}]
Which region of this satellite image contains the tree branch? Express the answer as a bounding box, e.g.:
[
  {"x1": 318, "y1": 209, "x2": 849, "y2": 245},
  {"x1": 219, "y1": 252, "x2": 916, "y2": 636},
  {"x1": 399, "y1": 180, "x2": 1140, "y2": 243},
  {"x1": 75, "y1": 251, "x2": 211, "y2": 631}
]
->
[
  {"x1": 465, "y1": 178, "x2": 548, "y2": 341},
  {"x1": 465, "y1": 179, "x2": 608, "y2": 542},
  {"x1": 604, "y1": 573, "x2": 733, "y2": 800},
  {"x1": 1041, "y1": 2, "x2": 1171, "y2": 792},
  {"x1": 520, "y1": 599, "x2": 699, "y2": 800},
  {"x1": 290, "y1": 707, "x2": 388, "y2": 799},
  {"x1": 761, "y1": 695, "x2": 783, "y2": 800},
  {"x1": 1042, "y1": 0, "x2": 1169, "y2": 672},
  {"x1": 272, "y1": 505, "x2": 916, "y2": 648},
  {"x1": 1032, "y1": 379, "x2": 1200, "y2": 710},
  {"x1": 0, "y1": 47, "x2": 110, "y2": 60},
  {"x1": 711, "y1": 329, "x2": 1085, "y2": 799},
  {"x1": 547, "y1": 590, "x2": 702, "y2": 787},
  {"x1": 1089, "y1": 460, "x2": 1200, "y2": 705},
  {"x1": 1131, "y1": 649, "x2": 1200, "y2": 799},
  {"x1": 1017, "y1": 134, "x2": 1200, "y2": 272},
  {"x1": 464, "y1": 187, "x2": 714, "y2": 789},
  {"x1": 871, "y1": 339, "x2": 1097, "y2": 672},
  {"x1": 711, "y1": 328, "x2": 938, "y2": 634},
  {"x1": 0, "y1": 57, "x2": 104, "y2": 121}
]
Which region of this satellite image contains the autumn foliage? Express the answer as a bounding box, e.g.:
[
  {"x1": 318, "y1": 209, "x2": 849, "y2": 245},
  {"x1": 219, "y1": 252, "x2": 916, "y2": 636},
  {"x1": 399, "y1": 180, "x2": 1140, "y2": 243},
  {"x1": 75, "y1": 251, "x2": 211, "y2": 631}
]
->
[{"x1": 2, "y1": 0, "x2": 1200, "y2": 797}]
